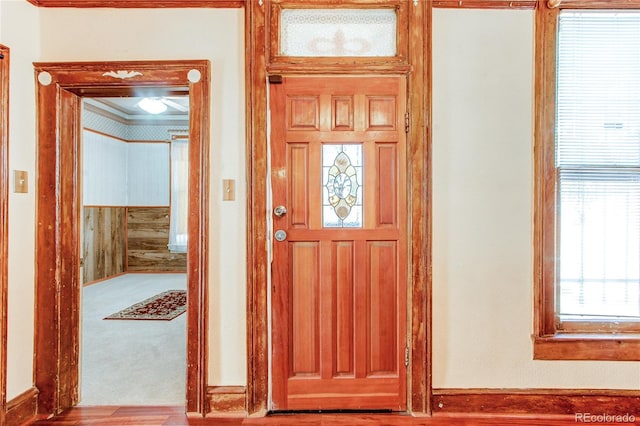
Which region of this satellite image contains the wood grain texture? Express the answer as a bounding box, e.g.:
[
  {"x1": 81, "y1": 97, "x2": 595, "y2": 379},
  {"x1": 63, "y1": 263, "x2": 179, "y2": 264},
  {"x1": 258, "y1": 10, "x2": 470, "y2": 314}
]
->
[
  {"x1": 6, "y1": 387, "x2": 38, "y2": 426},
  {"x1": 245, "y1": 0, "x2": 269, "y2": 415},
  {"x1": 32, "y1": 404, "x2": 633, "y2": 425},
  {"x1": 34, "y1": 58, "x2": 62, "y2": 416},
  {"x1": 548, "y1": 0, "x2": 640, "y2": 8},
  {"x1": 33, "y1": 60, "x2": 210, "y2": 418},
  {"x1": 53, "y1": 89, "x2": 83, "y2": 412},
  {"x1": 533, "y1": 0, "x2": 558, "y2": 340},
  {"x1": 432, "y1": 389, "x2": 640, "y2": 416},
  {"x1": 333, "y1": 241, "x2": 355, "y2": 376},
  {"x1": 407, "y1": 0, "x2": 432, "y2": 415},
  {"x1": 270, "y1": 77, "x2": 407, "y2": 411},
  {"x1": 27, "y1": 0, "x2": 243, "y2": 7},
  {"x1": 205, "y1": 387, "x2": 247, "y2": 416},
  {"x1": 533, "y1": 336, "x2": 640, "y2": 361},
  {"x1": 0, "y1": 43, "x2": 9, "y2": 426},
  {"x1": 433, "y1": 0, "x2": 536, "y2": 8},
  {"x1": 127, "y1": 207, "x2": 187, "y2": 272},
  {"x1": 82, "y1": 207, "x2": 126, "y2": 284},
  {"x1": 532, "y1": 1, "x2": 640, "y2": 359},
  {"x1": 246, "y1": 0, "x2": 432, "y2": 416},
  {"x1": 184, "y1": 60, "x2": 211, "y2": 417}
]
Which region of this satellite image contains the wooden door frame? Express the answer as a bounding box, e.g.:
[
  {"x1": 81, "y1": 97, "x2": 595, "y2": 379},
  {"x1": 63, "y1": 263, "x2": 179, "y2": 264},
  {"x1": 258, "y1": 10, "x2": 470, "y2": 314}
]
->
[
  {"x1": 33, "y1": 60, "x2": 210, "y2": 417},
  {"x1": 0, "y1": 44, "x2": 9, "y2": 426},
  {"x1": 245, "y1": 0, "x2": 433, "y2": 415}
]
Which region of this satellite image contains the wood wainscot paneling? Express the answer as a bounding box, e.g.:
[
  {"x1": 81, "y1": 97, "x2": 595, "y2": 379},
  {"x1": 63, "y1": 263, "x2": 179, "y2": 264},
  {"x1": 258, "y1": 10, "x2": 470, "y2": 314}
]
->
[
  {"x1": 6, "y1": 387, "x2": 38, "y2": 426},
  {"x1": 127, "y1": 206, "x2": 187, "y2": 272},
  {"x1": 205, "y1": 386, "x2": 247, "y2": 417},
  {"x1": 82, "y1": 206, "x2": 126, "y2": 284}
]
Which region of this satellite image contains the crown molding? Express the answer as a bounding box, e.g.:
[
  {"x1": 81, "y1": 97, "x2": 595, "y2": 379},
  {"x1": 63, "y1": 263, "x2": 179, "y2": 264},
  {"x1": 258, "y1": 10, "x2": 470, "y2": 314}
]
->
[
  {"x1": 433, "y1": 0, "x2": 536, "y2": 8},
  {"x1": 547, "y1": 0, "x2": 640, "y2": 8},
  {"x1": 27, "y1": 0, "x2": 243, "y2": 8}
]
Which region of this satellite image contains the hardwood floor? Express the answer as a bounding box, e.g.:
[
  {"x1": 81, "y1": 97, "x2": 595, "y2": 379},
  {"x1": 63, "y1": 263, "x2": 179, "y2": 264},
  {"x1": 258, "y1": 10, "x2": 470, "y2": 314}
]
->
[{"x1": 29, "y1": 406, "x2": 608, "y2": 425}]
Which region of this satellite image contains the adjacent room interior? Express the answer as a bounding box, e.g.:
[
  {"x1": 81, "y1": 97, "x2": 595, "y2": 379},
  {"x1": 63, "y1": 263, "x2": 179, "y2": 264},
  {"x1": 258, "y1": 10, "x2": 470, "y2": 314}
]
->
[{"x1": 79, "y1": 94, "x2": 190, "y2": 405}]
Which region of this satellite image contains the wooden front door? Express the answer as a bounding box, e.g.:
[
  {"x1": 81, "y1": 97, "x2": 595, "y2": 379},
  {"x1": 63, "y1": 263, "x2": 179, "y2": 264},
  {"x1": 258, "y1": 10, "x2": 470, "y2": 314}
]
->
[{"x1": 270, "y1": 76, "x2": 407, "y2": 411}]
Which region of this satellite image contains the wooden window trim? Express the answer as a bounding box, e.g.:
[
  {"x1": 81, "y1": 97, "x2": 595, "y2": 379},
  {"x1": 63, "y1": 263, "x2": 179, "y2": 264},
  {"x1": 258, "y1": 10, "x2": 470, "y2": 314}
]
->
[
  {"x1": 533, "y1": 1, "x2": 640, "y2": 361},
  {"x1": 0, "y1": 44, "x2": 9, "y2": 426}
]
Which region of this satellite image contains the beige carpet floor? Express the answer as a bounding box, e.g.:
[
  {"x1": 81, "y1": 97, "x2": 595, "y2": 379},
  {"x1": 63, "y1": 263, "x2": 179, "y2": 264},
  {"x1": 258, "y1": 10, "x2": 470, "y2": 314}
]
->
[{"x1": 79, "y1": 273, "x2": 187, "y2": 406}]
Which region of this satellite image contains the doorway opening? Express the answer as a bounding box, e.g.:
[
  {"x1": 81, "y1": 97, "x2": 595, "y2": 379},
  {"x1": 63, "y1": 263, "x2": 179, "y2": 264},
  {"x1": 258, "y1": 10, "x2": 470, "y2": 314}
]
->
[
  {"x1": 33, "y1": 61, "x2": 210, "y2": 417},
  {"x1": 79, "y1": 94, "x2": 190, "y2": 405}
]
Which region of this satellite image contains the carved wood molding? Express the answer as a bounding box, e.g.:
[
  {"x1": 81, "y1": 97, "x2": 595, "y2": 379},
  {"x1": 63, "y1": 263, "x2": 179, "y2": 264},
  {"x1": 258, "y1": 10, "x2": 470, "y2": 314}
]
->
[
  {"x1": 433, "y1": 389, "x2": 640, "y2": 415},
  {"x1": 27, "y1": 0, "x2": 243, "y2": 7},
  {"x1": 433, "y1": 0, "x2": 536, "y2": 8}
]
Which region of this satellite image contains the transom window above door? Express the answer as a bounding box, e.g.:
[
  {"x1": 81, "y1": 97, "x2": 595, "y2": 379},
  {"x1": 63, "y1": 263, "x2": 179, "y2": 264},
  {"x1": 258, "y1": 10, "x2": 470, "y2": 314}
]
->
[
  {"x1": 280, "y1": 9, "x2": 397, "y2": 57},
  {"x1": 266, "y1": 1, "x2": 410, "y2": 72}
]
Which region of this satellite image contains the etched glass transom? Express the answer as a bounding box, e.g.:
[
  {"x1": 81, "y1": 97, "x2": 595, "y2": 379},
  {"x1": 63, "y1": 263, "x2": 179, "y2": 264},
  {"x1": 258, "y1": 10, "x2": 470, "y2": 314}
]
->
[
  {"x1": 280, "y1": 9, "x2": 397, "y2": 57},
  {"x1": 323, "y1": 144, "x2": 363, "y2": 228}
]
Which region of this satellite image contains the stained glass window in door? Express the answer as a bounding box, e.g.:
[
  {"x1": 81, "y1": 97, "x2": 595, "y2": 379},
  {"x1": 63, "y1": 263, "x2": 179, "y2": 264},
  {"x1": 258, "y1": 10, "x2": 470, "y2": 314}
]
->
[
  {"x1": 323, "y1": 144, "x2": 363, "y2": 228},
  {"x1": 280, "y1": 9, "x2": 397, "y2": 57}
]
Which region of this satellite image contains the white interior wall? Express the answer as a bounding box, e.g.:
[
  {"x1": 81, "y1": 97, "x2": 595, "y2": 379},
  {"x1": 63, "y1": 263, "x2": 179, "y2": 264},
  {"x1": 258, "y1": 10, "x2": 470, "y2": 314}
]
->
[
  {"x1": 82, "y1": 131, "x2": 129, "y2": 206},
  {"x1": 127, "y1": 143, "x2": 170, "y2": 206},
  {"x1": 1, "y1": 0, "x2": 40, "y2": 401},
  {"x1": 82, "y1": 131, "x2": 170, "y2": 206},
  {"x1": 432, "y1": 8, "x2": 640, "y2": 389},
  {"x1": 3, "y1": 1, "x2": 640, "y2": 405}
]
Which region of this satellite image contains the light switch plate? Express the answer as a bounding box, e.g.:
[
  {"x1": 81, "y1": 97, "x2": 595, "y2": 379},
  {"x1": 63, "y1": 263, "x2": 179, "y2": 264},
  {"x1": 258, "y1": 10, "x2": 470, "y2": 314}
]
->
[
  {"x1": 223, "y1": 179, "x2": 235, "y2": 201},
  {"x1": 14, "y1": 170, "x2": 28, "y2": 193}
]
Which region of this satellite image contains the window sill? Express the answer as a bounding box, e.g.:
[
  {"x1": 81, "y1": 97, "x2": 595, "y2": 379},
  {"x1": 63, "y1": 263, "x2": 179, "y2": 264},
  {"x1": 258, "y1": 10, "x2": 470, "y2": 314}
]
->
[{"x1": 533, "y1": 334, "x2": 640, "y2": 361}]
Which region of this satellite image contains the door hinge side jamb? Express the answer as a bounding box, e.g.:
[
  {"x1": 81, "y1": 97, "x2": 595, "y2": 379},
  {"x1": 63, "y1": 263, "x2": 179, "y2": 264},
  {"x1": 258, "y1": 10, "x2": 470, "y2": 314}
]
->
[{"x1": 405, "y1": 345, "x2": 409, "y2": 367}]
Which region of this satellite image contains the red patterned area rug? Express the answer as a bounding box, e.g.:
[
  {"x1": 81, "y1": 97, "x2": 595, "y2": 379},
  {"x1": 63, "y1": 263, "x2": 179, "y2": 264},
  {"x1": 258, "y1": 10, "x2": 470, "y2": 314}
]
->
[{"x1": 104, "y1": 290, "x2": 186, "y2": 321}]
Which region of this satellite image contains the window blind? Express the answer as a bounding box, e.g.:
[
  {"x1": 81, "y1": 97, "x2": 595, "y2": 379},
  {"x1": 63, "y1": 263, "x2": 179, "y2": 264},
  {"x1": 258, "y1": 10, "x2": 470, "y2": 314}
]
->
[{"x1": 556, "y1": 11, "x2": 640, "y2": 320}]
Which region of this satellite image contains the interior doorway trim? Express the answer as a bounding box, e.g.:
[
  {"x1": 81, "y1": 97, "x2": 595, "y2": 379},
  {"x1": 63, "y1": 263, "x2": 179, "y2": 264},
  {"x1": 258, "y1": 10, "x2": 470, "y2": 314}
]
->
[
  {"x1": 0, "y1": 43, "x2": 10, "y2": 426},
  {"x1": 33, "y1": 60, "x2": 210, "y2": 417},
  {"x1": 245, "y1": 1, "x2": 432, "y2": 415}
]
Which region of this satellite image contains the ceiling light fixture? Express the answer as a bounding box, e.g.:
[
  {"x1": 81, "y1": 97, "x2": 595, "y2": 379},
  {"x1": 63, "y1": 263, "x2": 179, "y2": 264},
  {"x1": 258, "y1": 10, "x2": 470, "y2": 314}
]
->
[{"x1": 137, "y1": 97, "x2": 167, "y2": 114}]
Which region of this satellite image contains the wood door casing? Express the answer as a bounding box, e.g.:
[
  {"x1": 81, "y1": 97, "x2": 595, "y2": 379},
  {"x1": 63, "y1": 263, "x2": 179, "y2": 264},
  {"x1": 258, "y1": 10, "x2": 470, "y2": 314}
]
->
[
  {"x1": 270, "y1": 76, "x2": 407, "y2": 411},
  {"x1": 33, "y1": 60, "x2": 210, "y2": 416},
  {"x1": 0, "y1": 44, "x2": 9, "y2": 426}
]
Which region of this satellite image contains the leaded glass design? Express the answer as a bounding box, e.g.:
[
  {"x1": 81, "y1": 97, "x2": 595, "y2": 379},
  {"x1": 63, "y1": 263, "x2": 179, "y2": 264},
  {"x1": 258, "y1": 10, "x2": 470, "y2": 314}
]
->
[
  {"x1": 280, "y1": 9, "x2": 397, "y2": 57},
  {"x1": 323, "y1": 144, "x2": 363, "y2": 228}
]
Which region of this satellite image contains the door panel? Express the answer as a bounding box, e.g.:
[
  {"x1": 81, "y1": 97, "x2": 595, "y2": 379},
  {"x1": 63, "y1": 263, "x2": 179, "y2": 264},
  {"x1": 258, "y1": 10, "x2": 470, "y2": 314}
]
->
[
  {"x1": 271, "y1": 76, "x2": 407, "y2": 411},
  {"x1": 290, "y1": 241, "x2": 320, "y2": 376}
]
